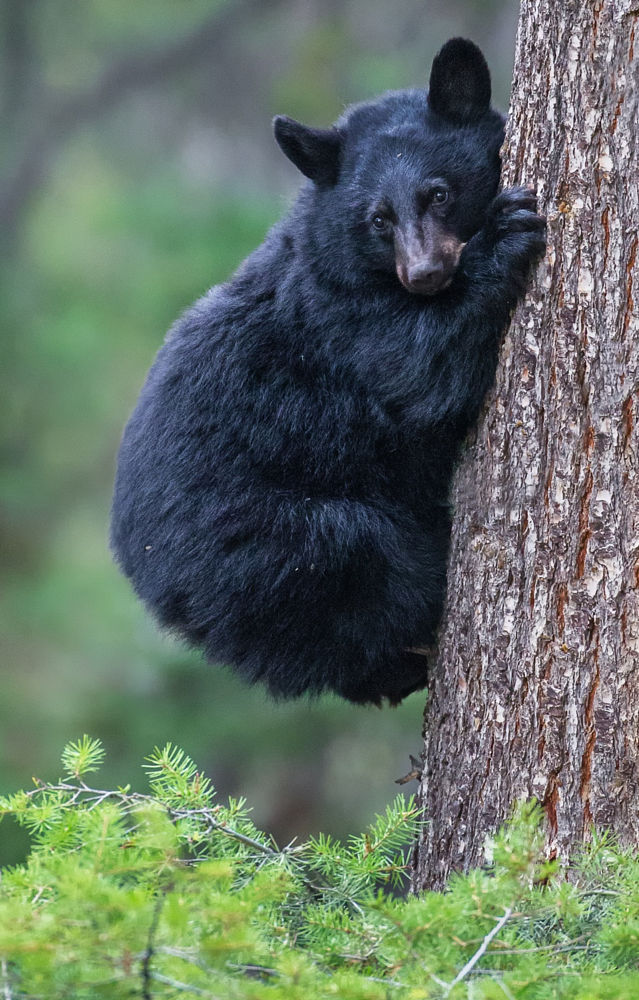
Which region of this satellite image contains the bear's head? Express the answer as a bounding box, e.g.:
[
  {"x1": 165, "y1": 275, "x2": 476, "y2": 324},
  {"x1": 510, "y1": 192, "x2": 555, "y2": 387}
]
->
[{"x1": 274, "y1": 38, "x2": 505, "y2": 296}]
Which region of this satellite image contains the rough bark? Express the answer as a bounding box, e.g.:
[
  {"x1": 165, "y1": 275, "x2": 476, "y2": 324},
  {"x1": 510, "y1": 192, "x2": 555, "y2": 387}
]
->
[{"x1": 413, "y1": 0, "x2": 639, "y2": 891}]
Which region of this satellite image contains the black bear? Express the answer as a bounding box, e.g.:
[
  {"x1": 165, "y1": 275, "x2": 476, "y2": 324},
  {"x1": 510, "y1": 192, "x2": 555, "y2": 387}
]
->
[{"x1": 111, "y1": 38, "x2": 545, "y2": 705}]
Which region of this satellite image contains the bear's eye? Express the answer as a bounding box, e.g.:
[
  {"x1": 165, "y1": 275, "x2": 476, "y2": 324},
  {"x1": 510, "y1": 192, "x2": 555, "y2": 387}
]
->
[
  {"x1": 372, "y1": 214, "x2": 388, "y2": 231},
  {"x1": 432, "y1": 188, "x2": 449, "y2": 205}
]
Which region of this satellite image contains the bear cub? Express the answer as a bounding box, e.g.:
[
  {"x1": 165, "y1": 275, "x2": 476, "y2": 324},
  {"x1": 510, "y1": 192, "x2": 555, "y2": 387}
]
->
[{"x1": 111, "y1": 38, "x2": 546, "y2": 705}]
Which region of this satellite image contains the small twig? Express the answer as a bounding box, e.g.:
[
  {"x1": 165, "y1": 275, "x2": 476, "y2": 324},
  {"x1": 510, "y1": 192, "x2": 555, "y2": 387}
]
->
[
  {"x1": 199, "y1": 819, "x2": 278, "y2": 858},
  {"x1": 443, "y1": 907, "x2": 513, "y2": 996},
  {"x1": 457, "y1": 969, "x2": 518, "y2": 999},
  {"x1": 494, "y1": 976, "x2": 517, "y2": 1000},
  {"x1": 429, "y1": 973, "x2": 451, "y2": 990},
  {"x1": 395, "y1": 754, "x2": 422, "y2": 785},
  {"x1": 1, "y1": 958, "x2": 12, "y2": 1000},
  {"x1": 365, "y1": 975, "x2": 410, "y2": 989},
  {"x1": 141, "y1": 884, "x2": 171, "y2": 1000},
  {"x1": 155, "y1": 948, "x2": 281, "y2": 982},
  {"x1": 491, "y1": 931, "x2": 591, "y2": 954},
  {"x1": 472, "y1": 966, "x2": 581, "y2": 979},
  {"x1": 156, "y1": 945, "x2": 209, "y2": 967},
  {"x1": 581, "y1": 888, "x2": 620, "y2": 897},
  {"x1": 227, "y1": 962, "x2": 279, "y2": 979},
  {"x1": 490, "y1": 942, "x2": 591, "y2": 956},
  {"x1": 149, "y1": 971, "x2": 225, "y2": 996}
]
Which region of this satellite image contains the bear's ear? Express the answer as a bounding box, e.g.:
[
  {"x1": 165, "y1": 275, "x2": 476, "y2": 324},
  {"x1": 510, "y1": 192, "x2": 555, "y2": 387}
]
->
[
  {"x1": 273, "y1": 115, "x2": 342, "y2": 186},
  {"x1": 428, "y1": 38, "x2": 491, "y2": 124}
]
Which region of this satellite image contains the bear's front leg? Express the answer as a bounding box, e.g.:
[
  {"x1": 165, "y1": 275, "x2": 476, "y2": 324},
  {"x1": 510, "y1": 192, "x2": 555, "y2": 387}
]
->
[
  {"x1": 464, "y1": 186, "x2": 547, "y2": 306},
  {"x1": 398, "y1": 188, "x2": 546, "y2": 431}
]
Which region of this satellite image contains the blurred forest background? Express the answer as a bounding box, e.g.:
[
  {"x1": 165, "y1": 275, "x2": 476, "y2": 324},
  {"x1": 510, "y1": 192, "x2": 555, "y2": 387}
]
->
[{"x1": 1, "y1": 0, "x2": 518, "y2": 864}]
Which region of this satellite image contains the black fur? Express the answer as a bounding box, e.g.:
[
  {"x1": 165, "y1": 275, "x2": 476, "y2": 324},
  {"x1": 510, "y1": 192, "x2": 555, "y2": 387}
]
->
[{"x1": 111, "y1": 38, "x2": 545, "y2": 705}]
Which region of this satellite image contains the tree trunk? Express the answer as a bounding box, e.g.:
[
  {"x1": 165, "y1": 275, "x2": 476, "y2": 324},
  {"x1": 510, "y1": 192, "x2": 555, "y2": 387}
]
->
[{"x1": 413, "y1": 0, "x2": 639, "y2": 892}]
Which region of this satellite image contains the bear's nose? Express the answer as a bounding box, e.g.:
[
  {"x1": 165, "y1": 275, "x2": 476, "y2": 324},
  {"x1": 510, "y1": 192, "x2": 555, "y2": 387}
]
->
[{"x1": 406, "y1": 259, "x2": 446, "y2": 293}]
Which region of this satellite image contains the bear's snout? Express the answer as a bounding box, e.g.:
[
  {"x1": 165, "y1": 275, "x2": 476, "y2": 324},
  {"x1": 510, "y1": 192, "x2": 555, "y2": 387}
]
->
[
  {"x1": 394, "y1": 223, "x2": 463, "y2": 296},
  {"x1": 403, "y1": 258, "x2": 450, "y2": 295},
  {"x1": 396, "y1": 254, "x2": 456, "y2": 295}
]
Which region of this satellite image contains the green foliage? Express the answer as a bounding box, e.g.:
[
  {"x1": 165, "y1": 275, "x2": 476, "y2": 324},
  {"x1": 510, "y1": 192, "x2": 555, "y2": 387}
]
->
[
  {"x1": 61, "y1": 734, "x2": 107, "y2": 778},
  {"x1": 2, "y1": 742, "x2": 639, "y2": 997}
]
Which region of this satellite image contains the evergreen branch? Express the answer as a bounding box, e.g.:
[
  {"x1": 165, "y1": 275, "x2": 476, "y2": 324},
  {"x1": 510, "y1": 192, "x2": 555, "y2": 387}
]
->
[
  {"x1": 3, "y1": 742, "x2": 639, "y2": 996},
  {"x1": 20, "y1": 781, "x2": 280, "y2": 858},
  {"x1": 61, "y1": 735, "x2": 105, "y2": 778},
  {"x1": 16, "y1": 777, "x2": 402, "y2": 907}
]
